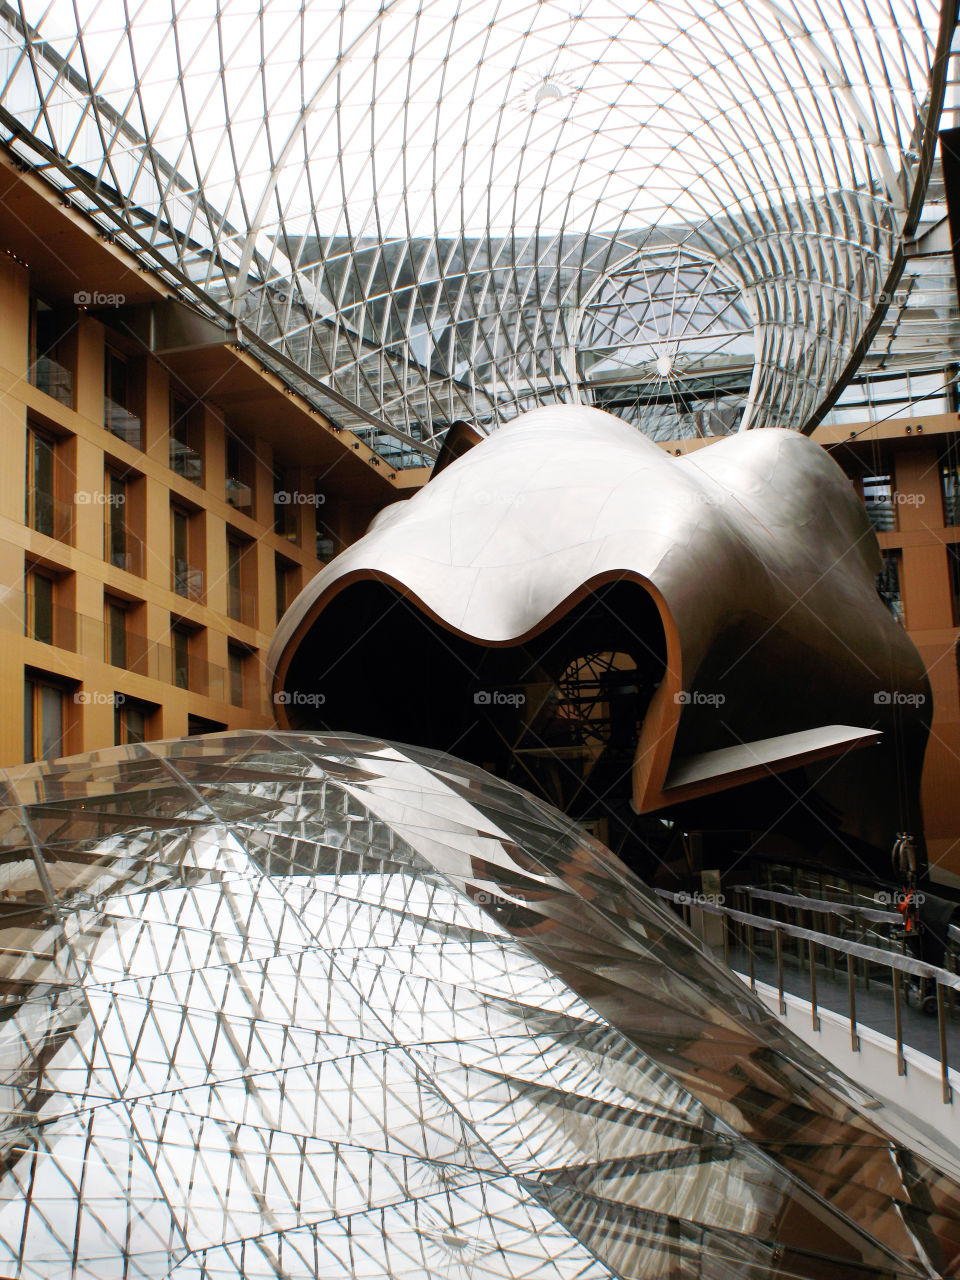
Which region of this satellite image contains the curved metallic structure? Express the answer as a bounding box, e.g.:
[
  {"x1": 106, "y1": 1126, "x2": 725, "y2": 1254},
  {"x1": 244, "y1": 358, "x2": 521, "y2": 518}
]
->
[
  {"x1": 270, "y1": 404, "x2": 931, "y2": 869},
  {"x1": 0, "y1": 0, "x2": 954, "y2": 451},
  {"x1": 0, "y1": 730, "x2": 959, "y2": 1277}
]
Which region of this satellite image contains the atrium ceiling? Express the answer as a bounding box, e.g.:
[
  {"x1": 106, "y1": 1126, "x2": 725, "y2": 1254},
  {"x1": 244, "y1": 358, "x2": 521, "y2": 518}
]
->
[{"x1": 0, "y1": 0, "x2": 955, "y2": 462}]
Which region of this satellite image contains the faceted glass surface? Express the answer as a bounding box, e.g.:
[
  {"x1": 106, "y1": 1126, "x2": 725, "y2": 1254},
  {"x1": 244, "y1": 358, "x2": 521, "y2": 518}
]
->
[{"x1": 0, "y1": 731, "x2": 957, "y2": 1278}]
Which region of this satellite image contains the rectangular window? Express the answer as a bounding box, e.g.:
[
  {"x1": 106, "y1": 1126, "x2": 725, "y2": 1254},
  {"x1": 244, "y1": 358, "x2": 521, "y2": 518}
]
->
[
  {"x1": 226, "y1": 538, "x2": 253, "y2": 623},
  {"x1": 172, "y1": 625, "x2": 190, "y2": 690},
  {"x1": 169, "y1": 392, "x2": 203, "y2": 483},
  {"x1": 29, "y1": 297, "x2": 73, "y2": 407},
  {"x1": 106, "y1": 599, "x2": 127, "y2": 668},
  {"x1": 879, "y1": 551, "x2": 904, "y2": 625},
  {"x1": 950, "y1": 546, "x2": 960, "y2": 627},
  {"x1": 104, "y1": 349, "x2": 142, "y2": 447},
  {"x1": 228, "y1": 645, "x2": 244, "y2": 708},
  {"x1": 114, "y1": 696, "x2": 148, "y2": 746},
  {"x1": 26, "y1": 427, "x2": 56, "y2": 538},
  {"x1": 171, "y1": 508, "x2": 202, "y2": 600},
  {"x1": 24, "y1": 675, "x2": 65, "y2": 762},
  {"x1": 106, "y1": 473, "x2": 128, "y2": 569},
  {"x1": 25, "y1": 571, "x2": 54, "y2": 645},
  {"x1": 941, "y1": 438, "x2": 960, "y2": 528},
  {"x1": 275, "y1": 557, "x2": 287, "y2": 624},
  {"x1": 862, "y1": 474, "x2": 896, "y2": 533},
  {"x1": 273, "y1": 468, "x2": 298, "y2": 543},
  {"x1": 225, "y1": 432, "x2": 255, "y2": 511}
]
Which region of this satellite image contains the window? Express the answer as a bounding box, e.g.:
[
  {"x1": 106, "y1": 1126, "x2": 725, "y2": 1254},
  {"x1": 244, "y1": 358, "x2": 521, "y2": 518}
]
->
[
  {"x1": 861, "y1": 474, "x2": 896, "y2": 532},
  {"x1": 114, "y1": 695, "x2": 148, "y2": 746},
  {"x1": 24, "y1": 674, "x2": 65, "y2": 762},
  {"x1": 941, "y1": 438, "x2": 960, "y2": 528},
  {"x1": 25, "y1": 426, "x2": 63, "y2": 539},
  {"x1": 228, "y1": 645, "x2": 245, "y2": 708},
  {"x1": 275, "y1": 555, "x2": 297, "y2": 624},
  {"x1": 105, "y1": 598, "x2": 127, "y2": 668},
  {"x1": 225, "y1": 431, "x2": 255, "y2": 512},
  {"x1": 29, "y1": 296, "x2": 73, "y2": 407},
  {"x1": 228, "y1": 538, "x2": 242, "y2": 619},
  {"x1": 171, "y1": 506, "x2": 203, "y2": 600},
  {"x1": 950, "y1": 546, "x2": 960, "y2": 627},
  {"x1": 172, "y1": 624, "x2": 190, "y2": 690},
  {"x1": 104, "y1": 348, "x2": 142, "y2": 447},
  {"x1": 878, "y1": 552, "x2": 904, "y2": 625},
  {"x1": 188, "y1": 713, "x2": 226, "y2": 736},
  {"x1": 227, "y1": 536, "x2": 254, "y2": 624},
  {"x1": 104, "y1": 472, "x2": 134, "y2": 572},
  {"x1": 169, "y1": 392, "x2": 203, "y2": 483},
  {"x1": 25, "y1": 570, "x2": 54, "y2": 645},
  {"x1": 273, "y1": 467, "x2": 298, "y2": 542}
]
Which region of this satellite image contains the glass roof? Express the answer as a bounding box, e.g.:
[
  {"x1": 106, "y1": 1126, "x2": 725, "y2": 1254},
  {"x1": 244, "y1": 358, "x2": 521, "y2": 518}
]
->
[
  {"x1": 0, "y1": 0, "x2": 951, "y2": 456},
  {"x1": 1, "y1": 731, "x2": 959, "y2": 1277}
]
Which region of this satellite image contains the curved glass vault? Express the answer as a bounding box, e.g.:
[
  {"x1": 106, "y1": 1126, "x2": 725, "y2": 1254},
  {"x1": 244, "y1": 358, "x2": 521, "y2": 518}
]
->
[
  {"x1": 0, "y1": 731, "x2": 959, "y2": 1278},
  {"x1": 0, "y1": 0, "x2": 953, "y2": 457}
]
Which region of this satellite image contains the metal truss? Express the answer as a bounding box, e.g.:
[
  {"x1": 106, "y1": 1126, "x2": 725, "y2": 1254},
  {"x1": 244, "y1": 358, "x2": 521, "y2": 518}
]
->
[{"x1": 0, "y1": 0, "x2": 955, "y2": 458}]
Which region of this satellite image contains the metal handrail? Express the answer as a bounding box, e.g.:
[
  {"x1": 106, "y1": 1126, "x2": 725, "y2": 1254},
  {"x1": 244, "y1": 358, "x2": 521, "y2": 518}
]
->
[{"x1": 656, "y1": 887, "x2": 957, "y2": 1101}]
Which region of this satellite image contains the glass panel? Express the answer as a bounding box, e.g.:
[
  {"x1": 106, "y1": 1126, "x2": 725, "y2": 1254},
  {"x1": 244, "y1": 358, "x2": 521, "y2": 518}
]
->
[
  {"x1": 28, "y1": 573, "x2": 53, "y2": 645},
  {"x1": 228, "y1": 649, "x2": 243, "y2": 707},
  {"x1": 107, "y1": 602, "x2": 126, "y2": 667},
  {"x1": 941, "y1": 439, "x2": 960, "y2": 528},
  {"x1": 879, "y1": 552, "x2": 904, "y2": 624},
  {"x1": 172, "y1": 628, "x2": 189, "y2": 690},
  {"x1": 862, "y1": 474, "x2": 896, "y2": 532},
  {"x1": 22, "y1": 677, "x2": 33, "y2": 762},
  {"x1": 107, "y1": 475, "x2": 126, "y2": 568},
  {"x1": 38, "y1": 682, "x2": 63, "y2": 759},
  {"x1": 27, "y1": 430, "x2": 55, "y2": 537}
]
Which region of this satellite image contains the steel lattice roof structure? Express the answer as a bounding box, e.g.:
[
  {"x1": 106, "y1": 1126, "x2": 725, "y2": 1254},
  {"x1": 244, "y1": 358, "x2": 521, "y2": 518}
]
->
[{"x1": 0, "y1": 0, "x2": 955, "y2": 465}]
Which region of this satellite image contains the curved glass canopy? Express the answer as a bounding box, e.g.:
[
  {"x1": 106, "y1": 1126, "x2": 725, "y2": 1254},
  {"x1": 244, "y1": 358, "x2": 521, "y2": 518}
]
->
[
  {"x1": 1, "y1": 731, "x2": 959, "y2": 1278},
  {"x1": 0, "y1": 0, "x2": 951, "y2": 456}
]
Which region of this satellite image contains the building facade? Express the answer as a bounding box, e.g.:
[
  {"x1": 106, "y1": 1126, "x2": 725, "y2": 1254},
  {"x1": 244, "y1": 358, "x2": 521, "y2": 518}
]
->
[{"x1": 0, "y1": 151, "x2": 411, "y2": 765}]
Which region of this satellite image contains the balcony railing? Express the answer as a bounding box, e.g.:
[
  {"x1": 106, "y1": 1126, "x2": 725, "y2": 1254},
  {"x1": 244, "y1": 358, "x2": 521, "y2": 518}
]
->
[
  {"x1": 170, "y1": 439, "x2": 203, "y2": 484},
  {"x1": 173, "y1": 559, "x2": 204, "y2": 602},
  {"x1": 864, "y1": 495, "x2": 896, "y2": 533},
  {"x1": 105, "y1": 398, "x2": 143, "y2": 449},
  {"x1": 0, "y1": 588, "x2": 272, "y2": 713},
  {"x1": 226, "y1": 477, "x2": 253, "y2": 511},
  {"x1": 27, "y1": 491, "x2": 75, "y2": 543},
  {"x1": 24, "y1": 597, "x2": 78, "y2": 652},
  {"x1": 659, "y1": 886, "x2": 960, "y2": 1103},
  {"x1": 104, "y1": 526, "x2": 145, "y2": 576},
  {"x1": 227, "y1": 584, "x2": 257, "y2": 627},
  {"x1": 30, "y1": 355, "x2": 74, "y2": 407}
]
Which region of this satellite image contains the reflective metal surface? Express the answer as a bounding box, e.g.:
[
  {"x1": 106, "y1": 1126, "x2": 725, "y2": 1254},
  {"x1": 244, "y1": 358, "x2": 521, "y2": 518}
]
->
[
  {"x1": 270, "y1": 405, "x2": 930, "y2": 867},
  {"x1": 0, "y1": 730, "x2": 958, "y2": 1277}
]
